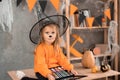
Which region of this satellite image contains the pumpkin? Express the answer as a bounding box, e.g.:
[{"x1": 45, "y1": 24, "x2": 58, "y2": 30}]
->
[
  {"x1": 81, "y1": 50, "x2": 95, "y2": 68},
  {"x1": 93, "y1": 47, "x2": 101, "y2": 55},
  {"x1": 91, "y1": 66, "x2": 99, "y2": 73}
]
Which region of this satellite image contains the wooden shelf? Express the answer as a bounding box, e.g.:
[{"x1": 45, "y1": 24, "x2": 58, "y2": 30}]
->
[
  {"x1": 65, "y1": 0, "x2": 118, "y2": 79},
  {"x1": 70, "y1": 53, "x2": 111, "y2": 61},
  {"x1": 72, "y1": 26, "x2": 109, "y2": 29}
]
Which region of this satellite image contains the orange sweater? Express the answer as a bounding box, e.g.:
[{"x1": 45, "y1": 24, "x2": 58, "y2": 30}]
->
[{"x1": 34, "y1": 43, "x2": 73, "y2": 77}]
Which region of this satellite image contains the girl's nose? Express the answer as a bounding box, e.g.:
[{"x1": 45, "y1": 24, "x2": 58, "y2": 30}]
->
[{"x1": 49, "y1": 35, "x2": 52, "y2": 37}]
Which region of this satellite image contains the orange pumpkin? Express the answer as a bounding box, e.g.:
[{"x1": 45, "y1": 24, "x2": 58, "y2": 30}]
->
[
  {"x1": 93, "y1": 47, "x2": 101, "y2": 55},
  {"x1": 81, "y1": 50, "x2": 95, "y2": 68},
  {"x1": 91, "y1": 66, "x2": 99, "y2": 73}
]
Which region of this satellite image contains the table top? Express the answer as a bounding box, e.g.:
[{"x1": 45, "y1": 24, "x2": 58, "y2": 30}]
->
[
  {"x1": 8, "y1": 63, "x2": 120, "y2": 80},
  {"x1": 73, "y1": 63, "x2": 120, "y2": 80}
]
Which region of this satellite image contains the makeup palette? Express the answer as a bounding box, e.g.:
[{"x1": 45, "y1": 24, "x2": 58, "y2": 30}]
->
[{"x1": 50, "y1": 66, "x2": 87, "y2": 80}]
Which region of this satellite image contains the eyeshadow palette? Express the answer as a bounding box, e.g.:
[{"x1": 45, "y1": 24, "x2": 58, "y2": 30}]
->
[{"x1": 50, "y1": 66, "x2": 87, "y2": 80}]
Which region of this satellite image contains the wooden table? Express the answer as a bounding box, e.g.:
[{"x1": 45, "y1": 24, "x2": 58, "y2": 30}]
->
[
  {"x1": 8, "y1": 63, "x2": 120, "y2": 80},
  {"x1": 73, "y1": 63, "x2": 120, "y2": 80},
  {"x1": 8, "y1": 69, "x2": 37, "y2": 80}
]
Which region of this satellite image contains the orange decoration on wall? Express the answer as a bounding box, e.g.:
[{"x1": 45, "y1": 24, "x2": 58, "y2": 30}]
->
[
  {"x1": 104, "y1": 8, "x2": 111, "y2": 20},
  {"x1": 70, "y1": 47, "x2": 83, "y2": 57},
  {"x1": 50, "y1": 0, "x2": 60, "y2": 12},
  {"x1": 70, "y1": 34, "x2": 83, "y2": 57},
  {"x1": 72, "y1": 34, "x2": 84, "y2": 44},
  {"x1": 86, "y1": 17, "x2": 94, "y2": 27},
  {"x1": 70, "y1": 4, "x2": 78, "y2": 16},
  {"x1": 27, "y1": 0, "x2": 37, "y2": 11}
]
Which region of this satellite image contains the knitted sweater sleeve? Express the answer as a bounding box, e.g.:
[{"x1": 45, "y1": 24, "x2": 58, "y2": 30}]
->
[
  {"x1": 34, "y1": 45, "x2": 52, "y2": 77},
  {"x1": 57, "y1": 48, "x2": 73, "y2": 71}
]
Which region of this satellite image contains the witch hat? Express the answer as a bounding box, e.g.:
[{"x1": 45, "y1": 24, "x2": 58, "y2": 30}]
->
[{"x1": 29, "y1": 15, "x2": 70, "y2": 44}]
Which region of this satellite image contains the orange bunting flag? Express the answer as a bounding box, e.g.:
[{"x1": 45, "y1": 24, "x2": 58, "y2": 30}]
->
[
  {"x1": 27, "y1": 0, "x2": 37, "y2": 11},
  {"x1": 86, "y1": 17, "x2": 94, "y2": 27},
  {"x1": 104, "y1": 8, "x2": 111, "y2": 20},
  {"x1": 50, "y1": 0, "x2": 60, "y2": 12},
  {"x1": 70, "y1": 4, "x2": 78, "y2": 16}
]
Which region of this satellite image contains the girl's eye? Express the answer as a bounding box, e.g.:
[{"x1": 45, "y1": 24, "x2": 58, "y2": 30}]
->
[
  {"x1": 45, "y1": 32, "x2": 49, "y2": 34},
  {"x1": 52, "y1": 32, "x2": 55, "y2": 34}
]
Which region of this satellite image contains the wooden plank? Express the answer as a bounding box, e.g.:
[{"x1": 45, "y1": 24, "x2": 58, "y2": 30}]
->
[
  {"x1": 65, "y1": 0, "x2": 70, "y2": 60},
  {"x1": 114, "y1": 0, "x2": 118, "y2": 79}
]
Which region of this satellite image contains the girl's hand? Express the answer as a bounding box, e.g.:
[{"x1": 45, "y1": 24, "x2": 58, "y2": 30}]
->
[
  {"x1": 47, "y1": 74, "x2": 55, "y2": 80},
  {"x1": 71, "y1": 69, "x2": 78, "y2": 75}
]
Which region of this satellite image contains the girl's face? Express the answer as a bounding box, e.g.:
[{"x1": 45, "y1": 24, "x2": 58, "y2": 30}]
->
[{"x1": 42, "y1": 25, "x2": 57, "y2": 45}]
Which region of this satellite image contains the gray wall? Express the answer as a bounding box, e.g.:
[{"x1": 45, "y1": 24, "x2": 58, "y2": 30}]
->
[
  {"x1": 0, "y1": 1, "x2": 36, "y2": 80},
  {"x1": 0, "y1": 0, "x2": 57, "y2": 80}
]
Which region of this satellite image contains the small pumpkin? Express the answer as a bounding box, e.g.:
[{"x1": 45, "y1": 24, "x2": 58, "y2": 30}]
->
[
  {"x1": 91, "y1": 65, "x2": 99, "y2": 73},
  {"x1": 81, "y1": 50, "x2": 95, "y2": 68}
]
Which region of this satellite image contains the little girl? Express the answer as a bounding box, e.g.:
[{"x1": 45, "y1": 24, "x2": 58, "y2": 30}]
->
[
  {"x1": 17, "y1": 17, "x2": 78, "y2": 80},
  {"x1": 34, "y1": 21, "x2": 78, "y2": 80}
]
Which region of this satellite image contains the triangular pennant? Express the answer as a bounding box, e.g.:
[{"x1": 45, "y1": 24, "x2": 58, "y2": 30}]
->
[
  {"x1": 39, "y1": 0, "x2": 47, "y2": 12},
  {"x1": 50, "y1": 0, "x2": 60, "y2": 12},
  {"x1": 86, "y1": 17, "x2": 94, "y2": 27},
  {"x1": 27, "y1": 0, "x2": 37, "y2": 11},
  {"x1": 17, "y1": 0, "x2": 23, "y2": 6},
  {"x1": 70, "y1": 4, "x2": 78, "y2": 16},
  {"x1": 104, "y1": 8, "x2": 111, "y2": 20}
]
